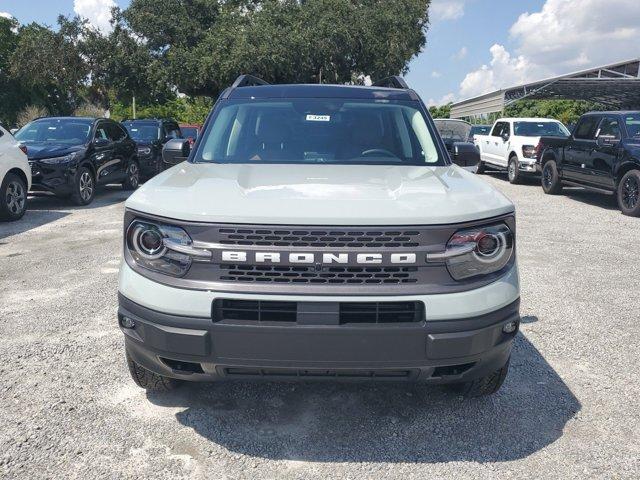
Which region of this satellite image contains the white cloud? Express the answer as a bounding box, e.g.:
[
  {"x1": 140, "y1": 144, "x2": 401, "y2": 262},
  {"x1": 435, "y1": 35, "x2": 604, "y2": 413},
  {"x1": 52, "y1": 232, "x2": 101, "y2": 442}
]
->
[
  {"x1": 74, "y1": 0, "x2": 116, "y2": 33},
  {"x1": 0, "y1": 12, "x2": 13, "y2": 19},
  {"x1": 427, "y1": 92, "x2": 456, "y2": 107},
  {"x1": 431, "y1": 71, "x2": 442, "y2": 78},
  {"x1": 457, "y1": 0, "x2": 640, "y2": 99},
  {"x1": 452, "y1": 46, "x2": 467, "y2": 60},
  {"x1": 510, "y1": 0, "x2": 640, "y2": 70},
  {"x1": 459, "y1": 44, "x2": 532, "y2": 98},
  {"x1": 430, "y1": 0, "x2": 466, "y2": 22}
]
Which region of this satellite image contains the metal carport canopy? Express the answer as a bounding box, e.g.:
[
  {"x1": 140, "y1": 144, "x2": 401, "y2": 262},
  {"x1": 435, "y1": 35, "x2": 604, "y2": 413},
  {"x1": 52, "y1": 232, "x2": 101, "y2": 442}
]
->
[{"x1": 450, "y1": 58, "x2": 640, "y2": 119}]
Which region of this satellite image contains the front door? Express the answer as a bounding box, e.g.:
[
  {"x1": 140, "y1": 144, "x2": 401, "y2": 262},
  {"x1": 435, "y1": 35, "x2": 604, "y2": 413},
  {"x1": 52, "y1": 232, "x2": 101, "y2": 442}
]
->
[
  {"x1": 564, "y1": 115, "x2": 599, "y2": 182},
  {"x1": 589, "y1": 116, "x2": 620, "y2": 190},
  {"x1": 92, "y1": 122, "x2": 117, "y2": 185},
  {"x1": 483, "y1": 121, "x2": 509, "y2": 166}
]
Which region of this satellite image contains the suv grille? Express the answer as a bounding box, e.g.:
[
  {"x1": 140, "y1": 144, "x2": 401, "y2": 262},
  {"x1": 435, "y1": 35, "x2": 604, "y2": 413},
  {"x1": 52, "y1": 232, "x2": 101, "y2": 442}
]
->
[
  {"x1": 219, "y1": 264, "x2": 419, "y2": 284},
  {"x1": 214, "y1": 299, "x2": 424, "y2": 324},
  {"x1": 217, "y1": 227, "x2": 421, "y2": 248}
]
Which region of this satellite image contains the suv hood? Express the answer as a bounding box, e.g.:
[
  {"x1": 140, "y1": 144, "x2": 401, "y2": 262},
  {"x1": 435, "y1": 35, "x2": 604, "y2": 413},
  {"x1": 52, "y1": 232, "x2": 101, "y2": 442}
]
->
[
  {"x1": 24, "y1": 143, "x2": 85, "y2": 161},
  {"x1": 126, "y1": 163, "x2": 514, "y2": 225}
]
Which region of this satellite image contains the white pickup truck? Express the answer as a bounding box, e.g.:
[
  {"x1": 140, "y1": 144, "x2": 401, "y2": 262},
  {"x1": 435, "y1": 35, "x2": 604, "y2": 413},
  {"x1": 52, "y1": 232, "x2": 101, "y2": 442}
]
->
[{"x1": 474, "y1": 117, "x2": 569, "y2": 183}]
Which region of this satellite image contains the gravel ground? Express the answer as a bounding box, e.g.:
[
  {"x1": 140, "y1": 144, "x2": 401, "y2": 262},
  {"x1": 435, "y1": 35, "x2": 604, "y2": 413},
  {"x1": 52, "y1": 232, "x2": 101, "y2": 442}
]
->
[{"x1": 1, "y1": 174, "x2": 639, "y2": 479}]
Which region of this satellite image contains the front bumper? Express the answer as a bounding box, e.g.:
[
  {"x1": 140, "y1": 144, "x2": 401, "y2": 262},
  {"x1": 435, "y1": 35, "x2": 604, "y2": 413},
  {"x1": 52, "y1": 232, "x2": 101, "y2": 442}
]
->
[
  {"x1": 119, "y1": 293, "x2": 519, "y2": 384},
  {"x1": 518, "y1": 159, "x2": 538, "y2": 173},
  {"x1": 29, "y1": 161, "x2": 75, "y2": 195},
  {"x1": 137, "y1": 152, "x2": 161, "y2": 179}
]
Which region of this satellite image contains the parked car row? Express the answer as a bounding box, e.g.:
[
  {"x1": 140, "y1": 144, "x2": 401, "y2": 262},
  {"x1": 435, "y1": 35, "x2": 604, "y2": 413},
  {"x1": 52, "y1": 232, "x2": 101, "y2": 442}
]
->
[
  {"x1": 0, "y1": 116, "x2": 201, "y2": 221},
  {"x1": 463, "y1": 112, "x2": 640, "y2": 217},
  {"x1": 537, "y1": 111, "x2": 640, "y2": 217}
]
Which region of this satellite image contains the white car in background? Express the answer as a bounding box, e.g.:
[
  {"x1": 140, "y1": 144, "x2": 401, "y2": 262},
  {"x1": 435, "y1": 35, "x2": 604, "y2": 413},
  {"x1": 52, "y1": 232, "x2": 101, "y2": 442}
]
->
[
  {"x1": 474, "y1": 117, "x2": 570, "y2": 184},
  {"x1": 0, "y1": 125, "x2": 31, "y2": 221}
]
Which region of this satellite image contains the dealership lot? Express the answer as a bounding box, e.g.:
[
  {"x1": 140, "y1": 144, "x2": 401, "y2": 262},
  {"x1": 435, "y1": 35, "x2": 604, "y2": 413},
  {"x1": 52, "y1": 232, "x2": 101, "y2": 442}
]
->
[{"x1": 1, "y1": 176, "x2": 639, "y2": 479}]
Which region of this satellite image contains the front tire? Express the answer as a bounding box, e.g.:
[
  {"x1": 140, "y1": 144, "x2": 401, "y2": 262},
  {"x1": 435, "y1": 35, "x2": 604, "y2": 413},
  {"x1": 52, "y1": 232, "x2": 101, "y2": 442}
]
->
[
  {"x1": 71, "y1": 167, "x2": 96, "y2": 206},
  {"x1": 448, "y1": 357, "x2": 510, "y2": 398},
  {"x1": 541, "y1": 160, "x2": 563, "y2": 195},
  {"x1": 617, "y1": 169, "x2": 640, "y2": 217},
  {"x1": 122, "y1": 161, "x2": 140, "y2": 191},
  {"x1": 508, "y1": 156, "x2": 521, "y2": 184},
  {"x1": 126, "y1": 351, "x2": 181, "y2": 392},
  {"x1": 0, "y1": 173, "x2": 28, "y2": 221}
]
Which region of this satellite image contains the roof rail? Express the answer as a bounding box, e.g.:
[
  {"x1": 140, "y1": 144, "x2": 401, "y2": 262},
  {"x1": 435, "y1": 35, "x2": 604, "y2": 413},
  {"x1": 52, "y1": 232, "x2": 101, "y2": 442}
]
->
[
  {"x1": 230, "y1": 74, "x2": 270, "y2": 89},
  {"x1": 373, "y1": 76, "x2": 409, "y2": 90}
]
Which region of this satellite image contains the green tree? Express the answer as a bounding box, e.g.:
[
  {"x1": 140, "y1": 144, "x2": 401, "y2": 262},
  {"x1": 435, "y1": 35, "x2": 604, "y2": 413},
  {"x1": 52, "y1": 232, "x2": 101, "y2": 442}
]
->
[
  {"x1": 504, "y1": 99, "x2": 608, "y2": 126},
  {"x1": 9, "y1": 22, "x2": 87, "y2": 115},
  {"x1": 122, "y1": 0, "x2": 431, "y2": 97},
  {"x1": 429, "y1": 103, "x2": 451, "y2": 118},
  {"x1": 0, "y1": 16, "x2": 24, "y2": 124}
]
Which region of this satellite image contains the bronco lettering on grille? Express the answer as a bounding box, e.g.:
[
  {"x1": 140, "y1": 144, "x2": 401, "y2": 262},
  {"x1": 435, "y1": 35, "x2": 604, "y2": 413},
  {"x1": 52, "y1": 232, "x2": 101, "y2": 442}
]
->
[{"x1": 221, "y1": 251, "x2": 417, "y2": 265}]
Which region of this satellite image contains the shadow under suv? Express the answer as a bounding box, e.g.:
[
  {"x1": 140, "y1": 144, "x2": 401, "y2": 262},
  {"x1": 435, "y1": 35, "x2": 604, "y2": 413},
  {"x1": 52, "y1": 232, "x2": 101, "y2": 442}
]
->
[{"x1": 15, "y1": 117, "x2": 140, "y2": 205}]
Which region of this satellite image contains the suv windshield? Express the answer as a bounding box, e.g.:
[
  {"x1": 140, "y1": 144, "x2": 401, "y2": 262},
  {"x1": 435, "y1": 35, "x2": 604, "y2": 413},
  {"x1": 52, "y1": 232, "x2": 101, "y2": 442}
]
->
[
  {"x1": 513, "y1": 121, "x2": 569, "y2": 137},
  {"x1": 15, "y1": 118, "x2": 92, "y2": 144},
  {"x1": 623, "y1": 114, "x2": 640, "y2": 138},
  {"x1": 123, "y1": 122, "x2": 160, "y2": 142},
  {"x1": 196, "y1": 98, "x2": 443, "y2": 165}
]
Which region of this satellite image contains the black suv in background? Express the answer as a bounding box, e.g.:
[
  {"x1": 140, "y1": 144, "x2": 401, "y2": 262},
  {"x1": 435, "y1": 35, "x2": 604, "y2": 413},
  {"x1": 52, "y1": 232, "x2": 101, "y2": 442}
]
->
[
  {"x1": 15, "y1": 117, "x2": 139, "y2": 205},
  {"x1": 122, "y1": 119, "x2": 183, "y2": 176}
]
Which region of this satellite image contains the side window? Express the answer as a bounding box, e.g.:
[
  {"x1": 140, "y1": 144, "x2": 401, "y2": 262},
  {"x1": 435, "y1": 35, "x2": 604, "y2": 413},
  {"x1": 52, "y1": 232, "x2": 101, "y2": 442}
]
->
[
  {"x1": 573, "y1": 116, "x2": 599, "y2": 140},
  {"x1": 596, "y1": 117, "x2": 621, "y2": 140},
  {"x1": 105, "y1": 122, "x2": 126, "y2": 141},
  {"x1": 164, "y1": 123, "x2": 182, "y2": 139},
  {"x1": 94, "y1": 123, "x2": 109, "y2": 140},
  {"x1": 491, "y1": 122, "x2": 505, "y2": 137}
]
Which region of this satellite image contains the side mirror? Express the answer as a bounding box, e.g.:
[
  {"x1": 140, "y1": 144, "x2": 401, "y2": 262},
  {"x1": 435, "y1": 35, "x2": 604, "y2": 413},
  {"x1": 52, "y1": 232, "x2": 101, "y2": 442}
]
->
[
  {"x1": 501, "y1": 132, "x2": 510, "y2": 142},
  {"x1": 162, "y1": 138, "x2": 191, "y2": 167},
  {"x1": 93, "y1": 137, "x2": 111, "y2": 147},
  {"x1": 451, "y1": 142, "x2": 480, "y2": 171}
]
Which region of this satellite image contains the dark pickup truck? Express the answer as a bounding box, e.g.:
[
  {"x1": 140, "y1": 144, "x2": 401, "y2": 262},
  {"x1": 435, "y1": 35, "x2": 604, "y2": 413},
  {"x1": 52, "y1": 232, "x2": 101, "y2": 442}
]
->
[{"x1": 537, "y1": 111, "x2": 640, "y2": 216}]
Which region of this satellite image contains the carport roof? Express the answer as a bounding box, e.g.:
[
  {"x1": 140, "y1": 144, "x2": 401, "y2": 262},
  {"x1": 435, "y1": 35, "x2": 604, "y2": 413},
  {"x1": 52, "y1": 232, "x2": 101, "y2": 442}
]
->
[{"x1": 451, "y1": 58, "x2": 640, "y2": 118}]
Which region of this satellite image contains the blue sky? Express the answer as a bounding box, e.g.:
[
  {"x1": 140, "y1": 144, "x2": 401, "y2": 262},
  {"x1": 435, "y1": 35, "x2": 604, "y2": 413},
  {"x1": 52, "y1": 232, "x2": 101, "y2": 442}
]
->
[{"x1": 2, "y1": 0, "x2": 638, "y2": 105}]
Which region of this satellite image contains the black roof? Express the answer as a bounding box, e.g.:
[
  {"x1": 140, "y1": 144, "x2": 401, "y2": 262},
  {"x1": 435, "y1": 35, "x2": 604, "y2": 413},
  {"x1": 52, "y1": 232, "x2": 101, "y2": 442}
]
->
[
  {"x1": 224, "y1": 83, "x2": 419, "y2": 101},
  {"x1": 122, "y1": 118, "x2": 177, "y2": 123},
  {"x1": 583, "y1": 110, "x2": 640, "y2": 116}
]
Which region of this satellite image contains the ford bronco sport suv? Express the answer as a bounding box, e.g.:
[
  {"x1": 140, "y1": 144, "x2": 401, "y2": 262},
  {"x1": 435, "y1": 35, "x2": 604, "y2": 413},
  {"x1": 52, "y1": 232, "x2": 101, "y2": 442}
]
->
[{"x1": 119, "y1": 75, "x2": 520, "y2": 397}]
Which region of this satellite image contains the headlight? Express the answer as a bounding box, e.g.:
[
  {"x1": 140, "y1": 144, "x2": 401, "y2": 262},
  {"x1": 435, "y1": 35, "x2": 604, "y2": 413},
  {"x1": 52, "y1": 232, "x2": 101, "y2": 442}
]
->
[
  {"x1": 39, "y1": 152, "x2": 80, "y2": 164},
  {"x1": 522, "y1": 145, "x2": 537, "y2": 159},
  {"x1": 137, "y1": 146, "x2": 152, "y2": 156},
  {"x1": 444, "y1": 223, "x2": 514, "y2": 280},
  {"x1": 126, "y1": 220, "x2": 193, "y2": 277}
]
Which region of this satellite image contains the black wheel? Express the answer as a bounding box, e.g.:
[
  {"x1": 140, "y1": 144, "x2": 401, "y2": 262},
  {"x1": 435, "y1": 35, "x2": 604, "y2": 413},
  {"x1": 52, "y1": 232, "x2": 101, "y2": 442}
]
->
[
  {"x1": 617, "y1": 169, "x2": 640, "y2": 217},
  {"x1": 541, "y1": 160, "x2": 563, "y2": 195},
  {"x1": 448, "y1": 357, "x2": 510, "y2": 398},
  {"x1": 0, "y1": 173, "x2": 28, "y2": 221},
  {"x1": 71, "y1": 167, "x2": 95, "y2": 206},
  {"x1": 122, "y1": 161, "x2": 140, "y2": 191},
  {"x1": 126, "y1": 351, "x2": 181, "y2": 392},
  {"x1": 508, "y1": 156, "x2": 521, "y2": 184},
  {"x1": 476, "y1": 160, "x2": 486, "y2": 174}
]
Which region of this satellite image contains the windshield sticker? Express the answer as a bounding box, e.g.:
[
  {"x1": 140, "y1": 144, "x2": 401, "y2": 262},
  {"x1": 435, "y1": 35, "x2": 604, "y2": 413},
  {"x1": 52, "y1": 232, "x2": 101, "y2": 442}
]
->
[{"x1": 306, "y1": 114, "x2": 331, "y2": 122}]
